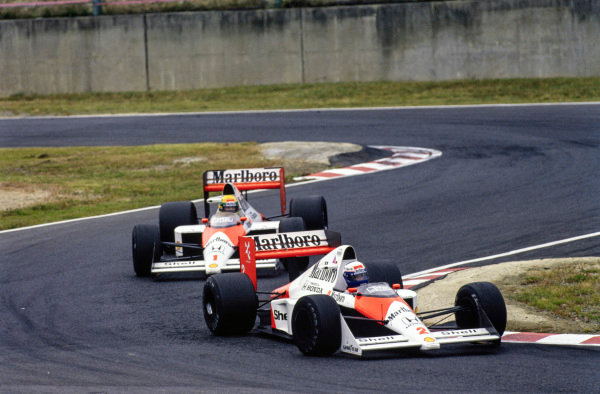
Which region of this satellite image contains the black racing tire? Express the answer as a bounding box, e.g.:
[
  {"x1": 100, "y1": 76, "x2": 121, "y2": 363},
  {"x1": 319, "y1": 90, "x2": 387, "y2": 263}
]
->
[
  {"x1": 362, "y1": 261, "x2": 403, "y2": 289},
  {"x1": 278, "y1": 217, "x2": 310, "y2": 277},
  {"x1": 203, "y1": 273, "x2": 257, "y2": 336},
  {"x1": 132, "y1": 224, "x2": 161, "y2": 277},
  {"x1": 289, "y1": 195, "x2": 328, "y2": 230},
  {"x1": 455, "y1": 282, "x2": 507, "y2": 337},
  {"x1": 292, "y1": 295, "x2": 341, "y2": 356},
  {"x1": 159, "y1": 201, "x2": 198, "y2": 253}
]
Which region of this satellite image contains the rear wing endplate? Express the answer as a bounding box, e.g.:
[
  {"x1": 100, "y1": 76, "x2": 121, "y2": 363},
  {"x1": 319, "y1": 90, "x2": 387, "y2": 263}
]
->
[
  {"x1": 239, "y1": 229, "x2": 342, "y2": 290},
  {"x1": 203, "y1": 167, "x2": 286, "y2": 217}
]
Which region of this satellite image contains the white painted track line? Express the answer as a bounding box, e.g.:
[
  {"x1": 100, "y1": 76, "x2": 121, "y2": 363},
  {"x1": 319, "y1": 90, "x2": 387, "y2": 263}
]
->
[{"x1": 404, "y1": 231, "x2": 600, "y2": 279}]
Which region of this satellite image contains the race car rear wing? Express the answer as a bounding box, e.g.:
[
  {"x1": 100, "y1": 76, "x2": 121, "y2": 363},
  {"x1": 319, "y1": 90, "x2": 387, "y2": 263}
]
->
[
  {"x1": 239, "y1": 229, "x2": 342, "y2": 290},
  {"x1": 203, "y1": 167, "x2": 286, "y2": 217}
]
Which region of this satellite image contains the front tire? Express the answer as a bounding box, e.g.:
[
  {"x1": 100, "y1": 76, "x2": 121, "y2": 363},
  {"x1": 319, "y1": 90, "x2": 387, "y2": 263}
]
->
[
  {"x1": 159, "y1": 201, "x2": 198, "y2": 253},
  {"x1": 455, "y1": 282, "x2": 507, "y2": 336},
  {"x1": 292, "y1": 295, "x2": 341, "y2": 356},
  {"x1": 289, "y1": 195, "x2": 328, "y2": 230},
  {"x1": 132, "y1": 224, "x2": 160, "y2": 277},
  {"x1": 203, "y1": 273, "x2": 257, "y2": 336}
]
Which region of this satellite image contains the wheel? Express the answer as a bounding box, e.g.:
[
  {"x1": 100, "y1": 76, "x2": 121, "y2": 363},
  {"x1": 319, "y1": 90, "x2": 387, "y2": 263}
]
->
[
  {"x1": 289, "y1": 195, "x2": 328, "y2": 230},
  {"x1": 278, "y1": 217, "x2": 309, "y2": 278},
  {"x1": 292, "y1": 295, "x2": 341, "y2": 356},
  {"x1": 362, "y1": 261, "x2": 403, "y2": 288},
  {"x1": 203, "y1": 273, "x2": 257, "y2": 336},
  {"x1": 159, "y1": 201, "x2": 198, "y2": 253},
  {"x1": 455, "y1": 282, "x2": 507, "y2": 336},
  {"x1": 132, "y1": 224, "x2": 160, "y2": 277}
]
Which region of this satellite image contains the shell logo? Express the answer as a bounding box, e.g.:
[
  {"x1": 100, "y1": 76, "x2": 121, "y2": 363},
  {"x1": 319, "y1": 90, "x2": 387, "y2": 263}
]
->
[
  {"x1": 209, "y1": 263, "x2": 218, "y2": 268},
  {"x1": 424, "y1": 337, "x2": 435, "y2": 343}
]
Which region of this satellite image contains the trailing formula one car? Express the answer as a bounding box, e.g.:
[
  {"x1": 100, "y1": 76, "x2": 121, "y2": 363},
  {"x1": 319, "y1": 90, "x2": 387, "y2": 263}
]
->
[
  {"x1": 131, "y1": 167, "x2": 328, "y2": 278},
  {"x1": 202, "y1": 233, "x2": 507, "y2": 357}
]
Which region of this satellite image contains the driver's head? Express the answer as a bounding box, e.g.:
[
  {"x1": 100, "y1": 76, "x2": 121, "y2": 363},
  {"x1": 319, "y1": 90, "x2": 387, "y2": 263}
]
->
[
  {"x1": 343, "y1": 261, "x2": 368, "y2": 287},
  {"x1": 218, "y1": 195, "x2": 240, "y2": 213}
]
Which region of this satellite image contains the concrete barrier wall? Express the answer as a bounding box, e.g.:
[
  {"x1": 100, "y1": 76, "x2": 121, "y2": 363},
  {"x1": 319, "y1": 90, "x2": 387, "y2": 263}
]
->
[
  {"x1": 0, "y1": 16, "x2": 147, "y2": 95},
  {"x1": 0, "y1": 0, "x2": 598, "y2": 96}
]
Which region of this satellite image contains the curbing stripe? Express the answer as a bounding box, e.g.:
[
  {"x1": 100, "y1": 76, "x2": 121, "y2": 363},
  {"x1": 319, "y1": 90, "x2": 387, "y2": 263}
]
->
[
  {"x1": 502, "y1": 332, "x2": 600, "y2": 347},
  {"x1": 294, "y1": 146, "x2": 442, "y2": 181}
]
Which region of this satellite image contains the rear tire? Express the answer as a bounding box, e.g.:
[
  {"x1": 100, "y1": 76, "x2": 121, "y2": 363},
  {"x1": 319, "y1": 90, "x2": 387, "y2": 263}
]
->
[
  {"x1": 278, "y1": 217, "x2": 309, "y2": 278},
  {"x1": 203, "y1": 273, "x2": 257, "y2": 336},
  {"x1": 289, "y1": 195, "x2": 328, "y2": 230},
  {"x1": 159, "y1": 201, "x2": 198, "y2": 253},
  {"x1": 292, "y1": 295, "x2": 341, "y2": 356},
  {"x1": 132, "y1": 224, "x2": 160, "y2": 277},
  {"x1": 362, "y1": 261, "x2": 403, "y2": 289},
  {"x1": 455, "y1": 282, "x2": 507, "y2": 336}
]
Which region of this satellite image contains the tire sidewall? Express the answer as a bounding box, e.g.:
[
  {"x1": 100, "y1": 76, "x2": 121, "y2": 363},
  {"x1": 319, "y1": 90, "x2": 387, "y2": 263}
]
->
[{"x1": 292, "y1": 295, "x2": 341, "y2": 356}]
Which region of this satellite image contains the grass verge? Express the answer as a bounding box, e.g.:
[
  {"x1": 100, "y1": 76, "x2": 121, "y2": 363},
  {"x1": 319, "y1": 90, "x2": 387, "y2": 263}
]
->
[
  {"x1": 512, "y1": 261, "x2": 599, "y2": 329},
  {"x1": 2, "y1": 78, "x2": 599, "y2": 117},
  {"x1": 0, "y1": 143, "x2": 327, "y2": 230}
]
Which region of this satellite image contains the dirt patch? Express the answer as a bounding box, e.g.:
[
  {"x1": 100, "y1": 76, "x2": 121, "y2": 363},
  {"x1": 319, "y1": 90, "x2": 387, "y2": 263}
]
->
[
  {"x1": 0, "y1": 185, "x2": 52, "y2": 211},
  {"x1": 416, "y1": 257, "x2": 600, "y2": 334},
  {"x1": 260, "y1": 141, "x2": 362, "y2": 165}
]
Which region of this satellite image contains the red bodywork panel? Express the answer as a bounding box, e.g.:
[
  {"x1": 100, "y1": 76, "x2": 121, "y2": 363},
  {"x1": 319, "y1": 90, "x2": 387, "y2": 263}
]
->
[{"x1": 202, "y1": 224, "x2": 246, "y2": 247}]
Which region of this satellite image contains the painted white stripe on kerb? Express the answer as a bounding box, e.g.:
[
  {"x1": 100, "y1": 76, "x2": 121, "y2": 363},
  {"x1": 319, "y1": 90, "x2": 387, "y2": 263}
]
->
[{"x1": 537, "y1": 334, "x2": 596, "y2": 346}]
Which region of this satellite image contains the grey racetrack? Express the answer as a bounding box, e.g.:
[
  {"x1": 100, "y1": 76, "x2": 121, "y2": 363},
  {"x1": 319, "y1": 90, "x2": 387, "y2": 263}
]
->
[{"x1": 1, "y1": 104, "x2": 599, "y2": 392}]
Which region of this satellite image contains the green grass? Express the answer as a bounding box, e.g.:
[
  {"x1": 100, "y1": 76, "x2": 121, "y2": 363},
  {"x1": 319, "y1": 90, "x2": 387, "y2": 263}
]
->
[
  {"x1": 0, "y1": 143, "x2": 326, "y2": 230},
  {"x1": 2, "y1": 78, "x2": 599, "y2": 117},
  {"x1": 514, "y1": 262, "x2": 600, "y2": 327}
]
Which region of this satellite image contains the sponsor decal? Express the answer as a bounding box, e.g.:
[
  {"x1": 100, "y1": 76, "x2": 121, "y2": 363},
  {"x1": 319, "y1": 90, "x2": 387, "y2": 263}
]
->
[
  {"x1": 205, "y1": 235, "x2": 233, "y2": 250},
  {"x1": 212, "y1": 216, "x2": 235, "y2": 225},
  {"x1": 308, "y1": 265, "x2": 337, "y2": 283},
  {"x1": 273, "y1": 310, "x2": 287, "y2": 321},
  {"x1": 207, "y1": 169, "x2": 280, "y2": 184},
  {"x1": 209, "y1": 263, "x2": 218, "y2": 268},
  {"x1": 253, "y1": 232, "x2": 323, "y2": 251},
  {"x1": 366, "y1": 284, "x2": 390, "y2": 293},
  {"x1": 245, "y1": 241, "x2": 252, "y2": 262},
  {"x1": 156, "y1": 261, "x2": 203, "y2": 268},
  {"x1": 437, "y1": 328, "x2": 484, "y2": 337},
  {"x1": 330, "y1": 291, "x2": 347, "y2": 303},
  {"x1": 386, "y1": 306, "x2": 413, "y2": 322},
  {"x1": 301, "y1": 281, "x2": 323, "y2": 294},
  {"x1": 342, "y1": 344, "x2": 360, "y2": 354},
  {"x1": 357, "y1": 336, "x2": 399, "y2": 344},
  {"x1": 400, "y1": 315, "x2": 421, "y2": 328},
  {"x1": 424, "y1": 337, "x2": 435, "y2": 342}
]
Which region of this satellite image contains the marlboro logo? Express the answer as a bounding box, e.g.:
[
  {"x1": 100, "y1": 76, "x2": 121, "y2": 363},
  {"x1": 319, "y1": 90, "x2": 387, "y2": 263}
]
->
[
  {"x1": 252, "y1": 231, "x2": 327, "y2": 251},
  {"x1": 205, "y1": 168, "x2": 281, "y2": 184}
]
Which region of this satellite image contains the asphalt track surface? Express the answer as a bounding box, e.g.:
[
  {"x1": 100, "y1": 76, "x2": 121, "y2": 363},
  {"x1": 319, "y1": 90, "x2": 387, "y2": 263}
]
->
[{"x1": 1, "y1": 104, "x2": 599, "y2": 392}]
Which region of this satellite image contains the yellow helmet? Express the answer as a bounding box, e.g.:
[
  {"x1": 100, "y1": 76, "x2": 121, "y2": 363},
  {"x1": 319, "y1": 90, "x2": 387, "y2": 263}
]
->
[{"x1": 218, "y1": 195, "x2": 240, "y2": 213}]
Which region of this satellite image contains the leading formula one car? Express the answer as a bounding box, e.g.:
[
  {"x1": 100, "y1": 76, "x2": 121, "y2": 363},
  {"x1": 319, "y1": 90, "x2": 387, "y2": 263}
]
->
[
  {"x1": 131, "y1": 167, "x2": 328, "y2": 278},
  {"x1": 202, "y1": 232, "x2": 507, "y2": 357}
]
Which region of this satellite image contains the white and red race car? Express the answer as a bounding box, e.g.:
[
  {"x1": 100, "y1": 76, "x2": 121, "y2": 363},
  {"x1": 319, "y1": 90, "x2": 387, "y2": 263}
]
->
[
  {"x1": 202, "y1": 233, "x2": 507, "y2": 357},
  {"x1": 131, "y1": 167, "x2": 328, "y2": 278}
]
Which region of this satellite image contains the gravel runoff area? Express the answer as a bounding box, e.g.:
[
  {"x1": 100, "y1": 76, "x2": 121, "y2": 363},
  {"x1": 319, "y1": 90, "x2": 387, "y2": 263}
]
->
[{"x1": 416, "y1": 257, "x2": 600, "y2": 334}]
